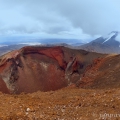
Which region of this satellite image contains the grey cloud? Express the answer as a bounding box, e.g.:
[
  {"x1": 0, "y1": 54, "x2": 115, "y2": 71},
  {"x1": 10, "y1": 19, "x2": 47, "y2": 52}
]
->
[
  {"x1": 43, "y1": 0, "x2": 120, "y2": 35},
  {"x1": 0, "y1": 0, "x2": 120, "y2": 40}
]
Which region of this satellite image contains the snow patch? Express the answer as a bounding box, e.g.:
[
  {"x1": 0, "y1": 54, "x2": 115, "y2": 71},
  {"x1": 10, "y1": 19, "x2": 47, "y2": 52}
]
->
[{"x1": 102, "y1": 32, "x2": 116, "y2": 44}]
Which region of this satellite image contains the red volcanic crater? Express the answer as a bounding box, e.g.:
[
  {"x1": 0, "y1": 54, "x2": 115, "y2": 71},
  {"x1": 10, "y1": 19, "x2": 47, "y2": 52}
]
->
[{"x1": 0, "y1": 46, "x2": 106, "y2": 94}]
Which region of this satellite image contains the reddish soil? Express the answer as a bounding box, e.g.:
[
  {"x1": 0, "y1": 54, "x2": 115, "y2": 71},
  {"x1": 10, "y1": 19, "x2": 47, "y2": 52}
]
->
[
  {"x1": 0, "y1": 88, "x2": 120, "y2": 120},
  {"x1": 0, "y1": 46, "x2": 119, "y2": 119}
]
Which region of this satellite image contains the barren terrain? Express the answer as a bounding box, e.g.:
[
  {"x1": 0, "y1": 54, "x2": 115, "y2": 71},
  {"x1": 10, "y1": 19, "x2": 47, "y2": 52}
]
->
[
  {"x1": 0, "y1": 46, "x2": 120, "y2": 119},
  {"x1": 0, "y1": 87, "x2": 120, "y2": 120}
]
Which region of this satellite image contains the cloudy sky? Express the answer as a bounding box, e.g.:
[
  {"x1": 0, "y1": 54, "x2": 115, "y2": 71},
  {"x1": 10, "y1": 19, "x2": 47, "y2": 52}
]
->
[{"x1": 0, "y1": 0, "x2": 120, "y2": 42}]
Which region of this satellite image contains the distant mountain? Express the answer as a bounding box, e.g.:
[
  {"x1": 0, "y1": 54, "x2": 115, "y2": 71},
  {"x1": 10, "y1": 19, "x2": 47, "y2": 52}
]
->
[
  {"x1": 0, "y1": 36, "x2": 84, "y2": 45},
  {"x1": 0, "y1": 43, "x2": 43, "y2": 56},
  {"x1": 0, "y1": 44, "x2": 25, "y2": 56},
  {"x1": 79, "y1": 31, "x2": 120, "y2": 54},
  {"x1": 0, "y1": 38, "x2": 85, "y2": 55}
]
